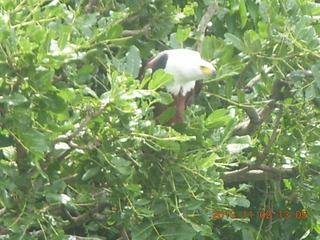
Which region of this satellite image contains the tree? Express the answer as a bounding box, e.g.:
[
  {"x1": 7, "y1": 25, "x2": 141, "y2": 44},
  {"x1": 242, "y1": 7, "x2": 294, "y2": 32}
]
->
[{"x1": 0, "y1": 0, "x2": 319, "y2": 239}]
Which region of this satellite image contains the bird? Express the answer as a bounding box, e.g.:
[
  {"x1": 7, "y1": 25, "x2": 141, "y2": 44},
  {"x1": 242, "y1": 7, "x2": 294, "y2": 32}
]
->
[{"x1": 140, "y1": 49, "x2": 217, "y2": 125}]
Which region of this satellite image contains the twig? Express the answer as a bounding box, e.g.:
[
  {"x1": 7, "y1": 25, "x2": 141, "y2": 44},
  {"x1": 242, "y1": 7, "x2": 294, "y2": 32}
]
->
[
  {"x1": 245, "y1": 65, "x2": 273, "y2": 89},
  {"x1": 122, "y1": 21, "x2": 153, "y2": 37},
  {"x1": 65, "y1": 201, "x2": 109, "y2": 229},
  {"x1": 222, "y1": 164, "x2": 300, "y2": 183},
  {"x1": 234, "y1": 61, "x2": 253, "y2": 92},
  {"x1": 256, "y1": 105, "x2": 283, "y2": 165},
  {"x1": 52, "y1": 102, "x2": 109, "y2": 146}
]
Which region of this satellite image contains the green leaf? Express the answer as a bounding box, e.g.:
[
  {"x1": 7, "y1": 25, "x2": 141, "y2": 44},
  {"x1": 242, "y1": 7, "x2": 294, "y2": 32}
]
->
[
  {"x1": 243, "y1": 30, "x2": 261, "y2": 52},
  {"x1": 82, "y1": 167, "x2": 100, "y2": 181},
  {"x1": 111, "y1": 157, "x2": 132, "y2": 175},
  {"x1": 126, "y1": 45, "x2": 141, "y2": 78},
  {"x1": 31, "y1": 67, "x2": 54, "y2": 92},
  {"x1": 176, "y1": 25, "x2": 191, "y2": 43},
  {"x1": 227, "y1": 135, "x2": 252, "y2": 154},
  {"x1": 201, "y1": 36, "x2": 216, "y2": 60},
  {"x1": 46, "y1": 194, "x2": 75, "y2": 209},
  {"x1": 190, "y1": 222, "x2": 212, "y2": 237},
  {"x1": 158, "y1": 106, "x2": 176, "y2": 125},
  {"x1": 58, "y1": 25, "x2": 71, "y2": 50},
  {"x1": 157, "y1": 91, "x2": 174, "y2": 105},
  {"x1": 224, "y1": 33, "x2": 247, "y2": 52},
  {"x1": 196, "y1": 152, "x2": 218, "y2": 169},
  {"x1": 156, "y1": 139, "x2": 180, "y2": 152},
  {"x1": 132, "y1": 222, "x2": 153, "y2": 240},
  {"x1": 106, "y1": 24, "x2": 124, "y2": 39},
  {"x1": 305, "y1": 84, "x2": 317, "y2": 101},
  {"x1": 242, "y1": 227, "x2": 255, "y2": 240},
  {"x1": 239, "y1": 0, "x2": 248, "y2": 29},
  {"x1": 148, "y1": 69, "x2": 173, "y2": 90},
  {"x1": 21, "y1": 129, "x2": 50, "y2": 153},
  {"x1": 311, "y1": 64, "x2": 320, "y2": 89},
  {"x1": 0, "y1": 93, "x2": 28, "y2": 106},
  {"x1": 206, "y1": 109, "x2": 232, "y2": 128}
]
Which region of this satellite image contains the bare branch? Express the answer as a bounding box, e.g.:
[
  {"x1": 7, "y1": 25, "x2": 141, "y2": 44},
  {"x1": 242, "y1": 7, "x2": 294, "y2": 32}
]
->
[
  {"x1": 256, "y1": 105, "x2": 283, "y2": 165},
  {"x1": 234, "y1": 61, "x2": 253, "y2": 92},
  {"x1": 196, "y1": 2, "x2": 217, "y2": 52},
  {"x1": 66, "y1": 201, "x2": 109, "y2": 230},
  {"x1": 233, "y1": 76, "x2": 290, "y2": 136},
  {"x1": 222, "y1": 164, "x2": 299, "y2": 183},
  {"x1": 122, "y1": 21, "x2": 153, "y2": 37},
  {"x1": 245, "y1": 65, "x2": 273, "y2": 90},
  {"x1": 52, "y1": 102, "x2": 109, "y2": 146}
]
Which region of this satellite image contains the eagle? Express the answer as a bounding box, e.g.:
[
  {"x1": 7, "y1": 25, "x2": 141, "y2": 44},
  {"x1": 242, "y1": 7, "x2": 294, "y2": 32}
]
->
[{"x1": 140, "y1": 49, "x2": 216, "y2": 125}]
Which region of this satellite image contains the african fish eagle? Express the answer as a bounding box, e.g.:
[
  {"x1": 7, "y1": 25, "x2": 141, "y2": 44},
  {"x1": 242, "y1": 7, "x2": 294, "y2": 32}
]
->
[{"x1": 140, "y1": 49, "x2": 216, "y2": 125}]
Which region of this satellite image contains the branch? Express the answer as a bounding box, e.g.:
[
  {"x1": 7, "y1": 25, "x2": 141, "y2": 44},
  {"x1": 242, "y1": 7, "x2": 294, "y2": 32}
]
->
[
  {"x1": 122, "y1": 21, "x2": 153, "y2": 37},
  {"x1": 232, "y1": 76, "x2": 290, "y2": 136},
  {"x1": 222, "y1": 164, "x2": 299, "y2": 183},
  {"x1": 234, "y1": 61, "x2": 253, "y2": 92},
  {"x1": 245, "y1": 65, "x2": 273, "y2": 90},
  {"x1": 196, "y1": 2, "x2": 217, "y2": 52},
  {"x1": 255, "y1": 105, "x2": 283, "y2": 165},
  {"x1": 33, "y1": 201, "x2": 110, "y2": 239},
  {"x1": 66, "y1": 201, "x2": 109, "y2": 229},
  {"x1": 52, "y1": 103, "x2": 108, "y2": 145}
]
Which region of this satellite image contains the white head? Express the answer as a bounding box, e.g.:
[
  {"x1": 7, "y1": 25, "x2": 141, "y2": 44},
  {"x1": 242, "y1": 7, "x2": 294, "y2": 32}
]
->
[{"x1": 164, "y1": 49, "x2": 216, "y2": 84}]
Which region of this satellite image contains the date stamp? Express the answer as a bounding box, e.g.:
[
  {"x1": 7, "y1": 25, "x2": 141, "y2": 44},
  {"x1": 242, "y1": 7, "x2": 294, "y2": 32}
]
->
[{"x1": 211, "y1": 210, "x2": 308, "y2": 220}]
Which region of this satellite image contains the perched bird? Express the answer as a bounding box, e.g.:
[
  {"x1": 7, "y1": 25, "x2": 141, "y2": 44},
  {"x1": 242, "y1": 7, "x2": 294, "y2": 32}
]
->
[{"x1": 140, "y1": 49, "x2": 216, "y2": 125}]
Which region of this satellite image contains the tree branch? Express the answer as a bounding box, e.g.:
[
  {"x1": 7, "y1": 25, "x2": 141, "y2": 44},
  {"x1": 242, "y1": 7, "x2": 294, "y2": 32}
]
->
[
  {"x1": 222, "y1": 164, "x2": 299, "y2": 183},
  {"x1": 196, "y1": 2, "x2": 217, "y2": 52},
  {"x1": 255, "y1": 105, "x2": 283, "y2": 165},
  {"x1": 122, "y1": 21, "x2": 153, "y2": 37},
  {"x1": 233, "y1": 76, "x2": 290, "y2": 136}
]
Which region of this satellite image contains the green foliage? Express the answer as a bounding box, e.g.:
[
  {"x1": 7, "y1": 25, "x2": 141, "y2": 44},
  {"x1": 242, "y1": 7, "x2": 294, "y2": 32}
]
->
[{"x1": 0, "y1": 0, "x2": 319, "y2": 239}]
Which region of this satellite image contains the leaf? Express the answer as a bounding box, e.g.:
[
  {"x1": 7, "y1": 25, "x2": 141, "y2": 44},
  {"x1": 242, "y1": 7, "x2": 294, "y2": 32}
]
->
[
  {"x1": 21, "y1": 129, "x2": 50, "y2": 153},
  {"x1": 47, "y1": 194, "x2": 75, "y2": 208},
  {"x1": 0, "y1": 93, "x2": 28, "y2": 106},
  {"x1": 106, "y1": 24, "x2": 124, "y2": 39},
  {"x1": 226, "y1": 135, "x2": 252, "y2": 154},
  {"x1": 243, "y1": 30, "x2": 261, "y2": 52},
  {"x1": 82, "y1": 167, "x2": 100, "y2": 181},
  {"x1": 246, "y1": 0, "x2": 259, "y2": 23},
  {"x1": 111, "y1": 157, "x2": 132, "y2": 175},
  {"x1": 126, "y1": 45, "x2": 141, "y2": 78},
  {"x1": 148, "y1": 69, "x2": 173, "y2": 90},
  {"x1": 196, "y1": 152, "x2": 219, "y2": 169},
  {"x1": 190, "y1": 222, "x2": 212, "y2": 237},
  {"x1": 157, "y1": 91, "x2": 174, "y2": 105},
  {"x1": 58, "y1": 25, "x2": 71, "y2": 50},
  {"x1": 224, "y1": 33, "x2": 247, "y2": 52},
  {"x1": 239, "y1": 0, "x2": 247, "y2": 29},
  {"x1": 31, "y1": 67, "x2": 54, "y2": 92},
  {"x1": 311, "y1": 64, "x2": 320, "y2": 89},
  {"x1": 205, "y1": 109, "x2": 232, "y2": 128},
  {"x1": 156, "y1": 139, "x2": 180, "y2": 152},
  {"x1": 242, "y1": 227, "x2": 255, "y2": 240},
  {"x1": 158, "y1": 106, "x2": 176, "y2": 125},
  {"x1": 305, "y1": 84, "x2": 317, "y2": 101},
  {"x1": 176, "y1": 25, "x2": 191, "y2": 43},
  {"x1": 132, "y1": 222, "x2": 153, "y2": 240},
  {"x1": 201, "y1": 36, "x2": 216, "y2": 60}
]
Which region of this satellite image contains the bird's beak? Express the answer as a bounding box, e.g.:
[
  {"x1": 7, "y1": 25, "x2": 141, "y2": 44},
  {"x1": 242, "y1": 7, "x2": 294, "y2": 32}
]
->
[{"x1": 200, "y1": 65, "x2": 217, "y2": 78}]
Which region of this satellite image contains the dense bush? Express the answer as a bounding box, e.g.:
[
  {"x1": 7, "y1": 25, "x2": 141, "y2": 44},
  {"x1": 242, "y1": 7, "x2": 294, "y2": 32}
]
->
[{"x1": 0, "y1": 0, "x2": 319, "y2": 239}]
